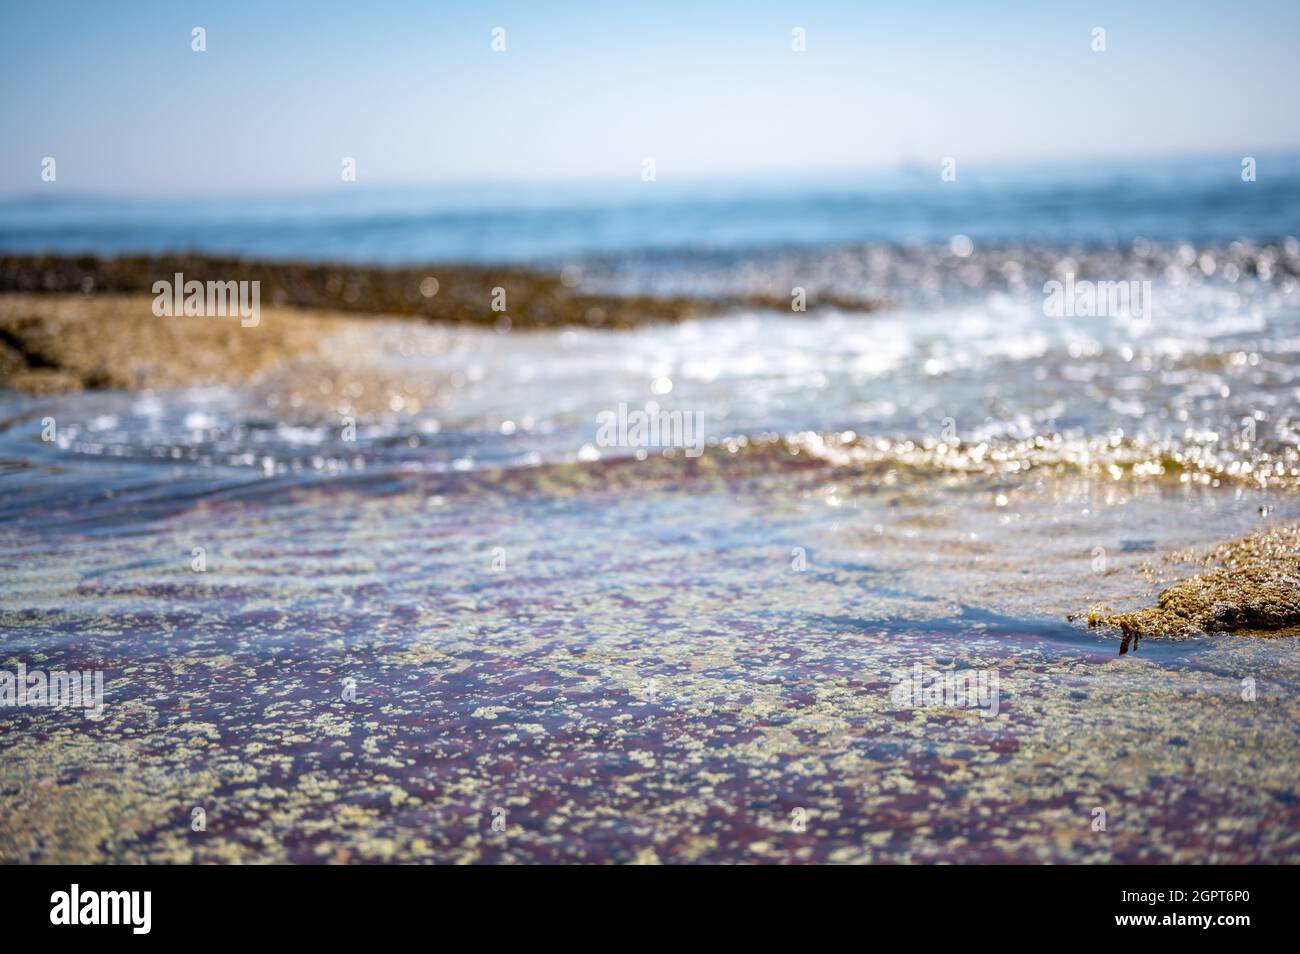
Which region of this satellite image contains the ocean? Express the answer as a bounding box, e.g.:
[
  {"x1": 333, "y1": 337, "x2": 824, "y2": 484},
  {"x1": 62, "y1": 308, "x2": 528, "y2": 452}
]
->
[
  {"x1": 4, "y1": 154, "x2": 1300, "y2": 263},
  {"x1": 2, "y1": 154, "x2": 1299, "y2": 862}
]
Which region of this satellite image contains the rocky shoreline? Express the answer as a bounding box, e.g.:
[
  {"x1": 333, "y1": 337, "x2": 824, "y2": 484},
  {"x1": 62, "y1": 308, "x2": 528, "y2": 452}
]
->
[
  {"x1": 0, "y1": 252, "x2": 879, "y2": 329},
  {"x1": 0, "y1": 254, "x2": 881, "y2": 395}
]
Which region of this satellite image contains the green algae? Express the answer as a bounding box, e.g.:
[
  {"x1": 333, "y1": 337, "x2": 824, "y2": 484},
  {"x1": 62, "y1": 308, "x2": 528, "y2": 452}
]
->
[{"x1": 4, "y1": 452, "x2": 1299, "y2": 863}]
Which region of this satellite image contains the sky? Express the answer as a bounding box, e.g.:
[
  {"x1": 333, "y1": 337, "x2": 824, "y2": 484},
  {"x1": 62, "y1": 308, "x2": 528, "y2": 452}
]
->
[{"x1": 1, "y1": 0, "x2": 1298, "y2": 196}]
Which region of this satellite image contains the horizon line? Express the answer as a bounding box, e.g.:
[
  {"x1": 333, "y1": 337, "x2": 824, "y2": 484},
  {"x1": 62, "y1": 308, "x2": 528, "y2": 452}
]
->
[{"x1": 4, "y1": 147, "x2": 1300, "y2": 204}]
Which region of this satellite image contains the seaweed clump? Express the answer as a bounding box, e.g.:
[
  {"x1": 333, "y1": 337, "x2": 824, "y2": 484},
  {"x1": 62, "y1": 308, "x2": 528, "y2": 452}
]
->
[{"x1": 1087, "y1": 524, "x2": 1300, "y2": 640}]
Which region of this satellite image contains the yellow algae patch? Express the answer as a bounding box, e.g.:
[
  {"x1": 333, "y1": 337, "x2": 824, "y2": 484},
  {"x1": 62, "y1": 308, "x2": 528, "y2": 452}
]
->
[
  {"x1": 0, "y1": 293, "x2": 346, "y2": 393},
  {"x1": 1088, "y1": 524, "x2": 1300, "y2": 640}
]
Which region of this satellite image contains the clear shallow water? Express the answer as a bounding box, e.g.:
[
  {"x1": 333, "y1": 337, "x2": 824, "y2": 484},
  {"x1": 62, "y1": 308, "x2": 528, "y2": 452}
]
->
[
  {"x1": 3, "y1": 161, "x2": 1300, "y2": 862},
  {"x1": 4, "y1": 412, "x2": 1298, "y2": 862}
]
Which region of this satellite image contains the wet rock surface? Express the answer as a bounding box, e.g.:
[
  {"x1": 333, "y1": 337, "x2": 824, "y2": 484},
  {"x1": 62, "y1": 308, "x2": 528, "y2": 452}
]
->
[{"x1": 1089, "y1": 525, "x2": 1300, "y2": 641}]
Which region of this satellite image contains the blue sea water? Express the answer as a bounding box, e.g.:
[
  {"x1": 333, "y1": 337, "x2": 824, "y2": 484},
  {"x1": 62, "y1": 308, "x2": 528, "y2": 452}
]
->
[
  {"x1": 2, "y1": 152, "x2": 1299, "y2": 489},
  {"x1": 2, "y1": 154, "x2": 1298, "y2": 264},
  {"x1": 4, "y1": 155, "x2": 1300, "y2": 863}
]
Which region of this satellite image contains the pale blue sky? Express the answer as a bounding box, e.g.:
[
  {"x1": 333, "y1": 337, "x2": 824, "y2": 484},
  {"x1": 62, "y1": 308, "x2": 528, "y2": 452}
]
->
[{"x1": 2, "y1": 0, "x2": 1298, "y2": 195}]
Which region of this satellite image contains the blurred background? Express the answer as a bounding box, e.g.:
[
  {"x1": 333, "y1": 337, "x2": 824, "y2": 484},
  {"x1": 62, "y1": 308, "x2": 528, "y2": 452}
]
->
[{"x1": 2, "y1": 0, "x2": 1299, "y2": 259}]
